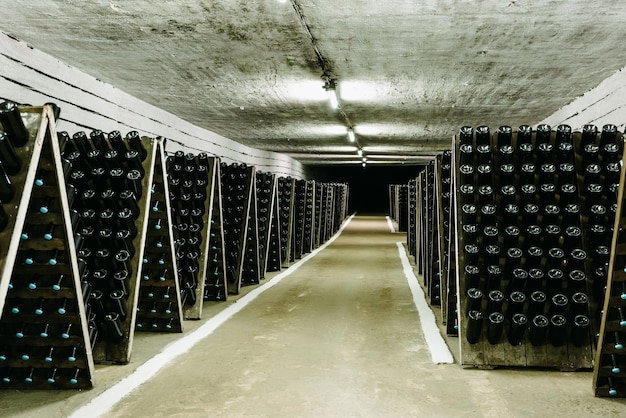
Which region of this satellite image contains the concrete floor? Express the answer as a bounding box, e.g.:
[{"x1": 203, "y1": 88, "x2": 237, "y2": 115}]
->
[{"x1": 1, "y1": 215, "x2": 625, "y2": 417}]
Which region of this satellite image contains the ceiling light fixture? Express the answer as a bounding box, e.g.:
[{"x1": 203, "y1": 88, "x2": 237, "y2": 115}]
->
[
  {"x1": 362, "y1": 157, "x2": 367, "y2": 163},
  {"x1": 323, "y1": 77, "x2": 339, "y2": 109},
  {"x1": 347, "y1": 128, "x2": 355, "y2": 142},
  {"x1": 362, "y1": 162, "x2": 366, "y2": 168},
  {"x1": 357, "y1": 149, "x2": 363, "y2": 157}
]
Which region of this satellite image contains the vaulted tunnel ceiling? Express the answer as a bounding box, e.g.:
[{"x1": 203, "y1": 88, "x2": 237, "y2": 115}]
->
[{"x1": 2, "y1": 0, "x2": 626, "y2": 166}]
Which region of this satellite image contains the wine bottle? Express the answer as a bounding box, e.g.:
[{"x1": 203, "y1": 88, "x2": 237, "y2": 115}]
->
[
  {"x1": 466, "y1": 310, "x2": 483, "y2": 344},
  {"x1": 0, "y1": 204, "x2": 8, "y2": 231},
  {"x1": 508, "y1": 313, "x2": 528, "y2": 346},
  {"x1": 104, "y1": 312, "x2": 125, "y2": 342},
  {"x1": 459, "y1": 126, "x2": 473, "y2": 146},
  {"x1": 44, "y1": 346, "x2": 55, "y2": 363},
  {"x1": 126, "y1": 131, "x2": 147, "y2": 161},
  {"x1": 507, "y1": 291, "x2": 526, "y2": 318},
  {"x1": 496, "y1": 125, "x2": 512, "y2": 146},
  {"x1": 487, "y1": 290, "x2": 504, "y2": 314},
  {"x1": 486, "y1": 265, "x2": 501, "y2": 291},
  {"x1": 529, "y1": 315, "x2": 549, "y2": 346},
  {"x1": 466, "y1": 288, "x2": 483, "y2": 315},
  {"x1": 487, "y1": 312, "x2": 504, "y2": 345},
  {"x1": 0, "y1": 101, "x2": 29, "y2": 146},
  {"x1": 0, "y1": 132, "x2": 22, "y2": 175},
  {"x1": 549, "y1": 314, "x2": 567, "y2": 347},
  {"x1": 0, "y1": 162, "x2": 15, "y2": 203},
  {"x1": 528, "y1": 290, "x2": 547, "y2": 318}
]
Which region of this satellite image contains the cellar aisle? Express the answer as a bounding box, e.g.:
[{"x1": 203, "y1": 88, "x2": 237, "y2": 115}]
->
[
  {"x1": 98, "y1": 215, "x2": 623, "y2": 418},
  {"x1": 2, "y1": 216, "x2": 624, "y2": 417}
]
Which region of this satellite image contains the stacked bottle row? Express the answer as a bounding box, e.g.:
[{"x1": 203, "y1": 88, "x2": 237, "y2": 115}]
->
[
  {"x1": 220, "y1": 162, "x2": 255, "y2": 294},
  {"x1": 61, "y1": 127, "x2": 153, "y2": 363},
  {"x1": 593, "y1": 147, "x2": 626, "y2": 397},
  {"x1": 135, "y1": 143, "x2": 183, "y2": 333},
  {"x1": 302, "y1": 180, "x2": 316, "y2": 255},
  {"x1": 388, "y1": 184, "x2": 408, "y2": 233},
  {"x1": 290, "y1": 180, "x2": 307, "y2": 262},
  {"x1": 407, "y1": 179, "x2": 417, "y2": 261},
  {"x1": 331, "y1": 183, "x2": 349, "y2": 237},
  {"x1": 0, "y1": 104, "x2": 95, "y2": 388},
  {"x1": 439, "y1": 151, "x2": 457, "y2": 336},
  {"x1": 278, "y1": 177, "x2": 295, "y2": 267},
  {"x1": 256, "y1": 171, "x2": 281, "y2": 274},
  {"x1": 290, "y1": 180, "x2": 317, "y2": 262},
  {"x1": 456, "y1": 124, "x2": 621, "y2": 368},
  {"x1": 424, "y1": 162, "x2": 442, "y2": 307}
]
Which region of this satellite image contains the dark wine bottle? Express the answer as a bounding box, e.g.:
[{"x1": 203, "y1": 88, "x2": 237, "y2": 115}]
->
[
  {"x1": 466, "y1": 288, "x2": 483, "y2": 315},
  {"x1": 466, "y1": 310, "x2": 483, "y2": 344},
  {"x1": 104, "y1": 312, "x2": 125, "y2": 342},
  {"x1": 548, "y1": 314, "x2": 567, "y2": 346},
  {"x1": 529, "y1": 315, "x2": 549, "y2": 346},
  {"x1": 507, "y1": 291, "x2": 526, "y2": 318},
  {"x1": 508, "y1": 313, "x2": 528, "y2": 346},
  {"x1": 0, "y1": 162, "x2": 15, "y2": 203},
  {"x1": 459, "y1": 126, "x2": 473, "y2": 146},
  {"x1": 487, "y1": 312, "x2": 504, "y2": 345},
  {"x1": 0, "y1": 132, "x2": 22, "y2": 175},
  {"x1": 0, "y1": 101, "x2": 29, "y2": 146}
]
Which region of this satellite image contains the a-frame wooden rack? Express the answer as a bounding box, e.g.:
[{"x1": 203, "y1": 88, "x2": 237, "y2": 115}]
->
[
  {"x1": 256, "y1": 171, "x2": 279, "y2": 277},
  {"x1": 0, "y1": 105, "x2": 95, "y2": 388},
  {"x1": 135, "y1": 140, "x2": 184, "y2": 332},
  {"x1": 221, "y1": 163, "x2": 256, "y2": 294},
  {"x1": 203, "y1": 160, "x2": 228, "y2": 302},
  {"x1": 593, "y1": 141, "x2": 626, "y2": 397}
]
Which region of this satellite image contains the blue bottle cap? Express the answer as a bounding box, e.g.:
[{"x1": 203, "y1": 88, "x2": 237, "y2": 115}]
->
[
  {"x1": 68, "y1": 356, "x2": 76, "y2": 362},
  {"x1": 44, "y1": 233, "x2": 53, "y2": 240}
]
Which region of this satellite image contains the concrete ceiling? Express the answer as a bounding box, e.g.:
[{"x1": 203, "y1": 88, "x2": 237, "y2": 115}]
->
[{"x1": 2, "y1": 0, "x2": 626, "y2": 166}]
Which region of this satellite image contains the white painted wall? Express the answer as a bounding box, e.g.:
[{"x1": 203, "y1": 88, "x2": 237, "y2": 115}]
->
[
  {"x1": 541, "y1": 66, "x2": 626, "y2": 131},
  {"x1": 0, "y1": 32, "x2": 305, "y2": 178}
]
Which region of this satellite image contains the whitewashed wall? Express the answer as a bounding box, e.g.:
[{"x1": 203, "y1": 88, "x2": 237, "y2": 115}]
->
[
  {"x1": 541, "y1": 66, "x2": 626, "y2": 131},
  {"x1": 0, "y1": 32, "x2": 305, "y2": 178}
]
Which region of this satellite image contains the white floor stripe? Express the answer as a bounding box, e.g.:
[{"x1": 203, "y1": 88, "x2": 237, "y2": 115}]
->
[
  {"x1": 69, "y1": 214, "x2": 355, "y2": 418},
  {"x1": 396, "y1": 242, "x2": 454, "y2": 364},
  {"x1": 386, "y1": 216, "x2": 396, "y2": 233}
]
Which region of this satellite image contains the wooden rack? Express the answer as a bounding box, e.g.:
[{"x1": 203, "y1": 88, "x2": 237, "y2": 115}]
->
[
  {"x1": 221, "y1": 163, "x2": 255, "y2": 294},
  {"x1": 256, "y1": 172, "x2": 279, "y2": 276},
  {"x1": 135, "y1": 141, "x2": 183, "y2": 333},
  {"x1": 278, "y1": 177, "x2": 295, "y2": 268},
  {"x1": 203, "y1": 160, "x2": 228, "y2": 301},
  {"x1": 314, "y1": 182, "x2": 324, "y2": 249},
  {"x1": 290, "y1": 179, "x2": 306, "y2": 262},
  {"x1": 407, "y1": 180, "x2": 417, "y2": 259},
  {"x1": 176, "y1": 154, "x2": 221, "y2": 319},
  {"x1": 265, "y1": 175, "x2": 282, "y2": 273},
  {"x1": 0, "y1": 105, "x2": 95, "y2": 388},
  {"x1": 439, "y1": 151, "x2": 458, "y2": 336},
  {"x1": 241, "y1": 171, "x2": 261, "y2": 286},
  {"x1": 593, "y1": 139, "x2": 626, "y2": 397},
  {"x1": 303, "y1": 180, "x2": 316, "y2": 254},
  {"x1": 454, "y1": 125, "x2": 616, "y2": 369}
]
